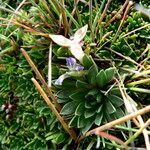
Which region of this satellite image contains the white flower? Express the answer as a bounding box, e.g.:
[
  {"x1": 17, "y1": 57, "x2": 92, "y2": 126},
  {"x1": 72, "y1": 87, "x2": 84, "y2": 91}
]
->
[{"x1": 49, "y1": 25, "x2": 88, "y2": 62}]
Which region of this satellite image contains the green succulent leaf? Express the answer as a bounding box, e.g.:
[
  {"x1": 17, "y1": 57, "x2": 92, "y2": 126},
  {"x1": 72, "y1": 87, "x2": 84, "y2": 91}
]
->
[
  {"x1": 87, "y1": 65, "x2": 98, "y2": 85},
  {"x1": 81, "y1": 117, "x2": 93, "y2": 134},
  {"x1": 76, "y1": 80, "x2": 89, "y2": 89},
  {"x1": 55, "y1": 133, "x2": 65, "y2": 144},
  {"x1": 45, "y1": 133, "x2": 60, "y2": 141},
  {"x1": 82, "y1": 55, "x2": 95, "y2": 69},
  {"x1": 77, "y1": 115, "x2": 85, "y2": 128},
  {"x1": 86, "y1": 89, "x2": 98, "y2": 97},
  {"x1": 96, "y1": 93, "x2": 103, "y2": 103},
  {"x1": 106, "y1": 100, "x2": 116, "y2": 114},
  {"x1": 39, "y1": 107, "x2": 51, "y2": 116},
  {"x1": 105, "y1": 68, "x2": 115, "y2": 82},
  {"x1": 84, "y1": 109, "x2": 95, "y2": 118},
  {"x1": 96, "y1": 105, "x2": 103, "y2": 113},
  {"x1": 75, "y1": 102, "x2": 85, "y2": 116},
  {"x1": 69, "y1": 116, "x2": 78, "y2": 127},
  {"x1": 109, "y1": 87, "x2": 122, "y2": 96},
  {"x1": 57, "y1": 90, "x2": 70, "y2": 99},
  {"x1": 114, "y1": 108, "x2": 125, "y2": 118},
  {"x1": 95, "y1": 113, "x2": 103, "y2": 125},
  {"x1": 85, "y1": 101, "x2": 92, "y2": 109},
  {"x1": 57, "y1": 90, "x2": 71, "y2": 103},
  {"x1": 108, "y1": 94, "x2": 124, "y2": 107},
  {"x1": 96, "y1": 69, "x2": 107, "y2": 88},
  {"x1": 61, "y1": 101, "x2": 78, "y2": 115},
  {"x1": 69, "y1": 91, "x2": 86, "y2": 101}
]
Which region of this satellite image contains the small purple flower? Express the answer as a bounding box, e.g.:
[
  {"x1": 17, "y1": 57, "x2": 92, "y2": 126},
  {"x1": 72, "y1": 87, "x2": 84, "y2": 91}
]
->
[
  {"x1": 66, "y1": 57, "x2": 84, "y2": 71},
  {"x1": 75, "y1": 65, "x2": 84, "y2": 71},
  {"x1": 66, "y1": 57, "x2": 76, "y2": 68},
  {"x1": 55, "y1": 57, "x2": 84, "y2": 85}
]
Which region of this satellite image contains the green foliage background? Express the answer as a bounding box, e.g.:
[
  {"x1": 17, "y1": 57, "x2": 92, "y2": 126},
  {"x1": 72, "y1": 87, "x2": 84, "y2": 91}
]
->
[{"x1": 0, "y1": 0, "x2": 150, "y2": 149}]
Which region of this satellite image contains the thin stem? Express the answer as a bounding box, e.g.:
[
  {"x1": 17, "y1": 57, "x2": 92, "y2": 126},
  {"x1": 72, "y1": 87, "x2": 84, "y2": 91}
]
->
[
  {"x1": 96, "y1": 131, "x2": 127, "y2": 148},
  {"x1": 0, "y1": 17, "x2": 49, "y2": 38},
  {"x1": 127, "y1": 78, "x2": 150, "y2": 86},
  {"x1": 105, "y1": 47, "x2": 143, "y2": 68},
  {"x1": 137, "y1": 44, "x2": 150, "y2": 61},
  {"x1": 48, "y1": 43, "x2": 52, "y2": 87},
  {"x1": 0, "y1": 17, "x2": 34, "y2": 31},
  {"x1": 21, "y1": 48, "x2": 61, "y2": 112},
  {"x1": 132, "y1": 69, "x2": 150, "y2": 79},
  {"x1": 5, "y1": 0, "x2": 26, "y2": 34},
  {"x1": 95, "y1": 0, "x2": 112, "y2": 34},
  {"x1": 31, "y1": 78, "x2": 77, "y2": 141},
  {"x1": 105, "y1": 0, "x2": 129, "y2": 27},
  {"x1": 116, "y1": 74, "x2": 141, "y2": 128},
  {"x1": 92, "y1": 0, "x2": 106, "y2": 40},
  {"x1": 101, "y1": 30, "x2": 113, "y2": 40},
  {"x1": 128, "y1": 87, "x2": 150, "y2": 94},
  {"x1": 125, "y1": 118, "x2": 150, "y2": 146},
  {"x1": 125, "y1": 94, "x2": 150, "y2": 149},
  {"x1": 69, "y1": 0, "x2": 80, "y2": 26},
  {"x1": 60, "y1": 0, "x2": 70, "y2": 35},
  {"x1": 112, "y1": 1, "x2": 133, "y2": 42},
  {"x1": 115, "y1": 125, "x2": 138, "y2": 132},
  {"x1": 89, "y1": 0, "x2": 93, "y2": 30},
  {"x1": 121, "y1": 24, "x2": 150, "y2": 38}
]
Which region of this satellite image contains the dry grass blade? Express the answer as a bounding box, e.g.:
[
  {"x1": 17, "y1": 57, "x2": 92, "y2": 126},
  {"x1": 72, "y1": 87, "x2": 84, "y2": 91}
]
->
[
  {"x1": 121, "y1": 24, "x2": 150, "y2": 38},
  {"x1": 116, "y1": 79, "x2": 140, "y2": 127},
  {"x1": 96, "y1": 131, "x2": 127, "y2": 148},
  {"x1": 100, "y1": 31, "x2": 113, "y2": 43},
  {"x1": 114, "y1": 62, "x2": 150, "y2": 149},
  {"x1": 112, "y1": 1, "x2": 134, "y2": 42},
  {"x1": 137, "y1": 44, "x2": 150, "y2": 61},
  {"x1": 121, "y1": 82, "x2": 149, "y2": 148},
  {"x1": 0, "y1": 17, "x2": 34, "y2": 31},
  {"x1": 48, "y1": 43, "x2": 52, "y2": 87},
  {"x1": 5, "y1": 0, "x2": 26, "y2": 34},
  {"x1": 132, "y1": 69, "x2": 150, "y2": 79},
  {"x1": 105, "y1": 47, "x2": 144, "y2": 68},
  {"x1": 51, "y1": 0, "x2": 69, "y2": 35},
  {"x1": 70, "y1": 0, "x2": 80, "y2": 20},
  {"x1": 125, "y1": 118, "x2": 150, "y2": 146},
  {"x1": 105, "y1": 0, "x2": 129, "y2": 27},
  {"x1": 60, "y1": 0, "x2": 70, "y2": 35},
  {"x1": 31, "y1": 78, "x2": 77, "y2": 141},
  {"x1": 0, "y1": 17, "x2": 49, "y2": 38},
  {"x1": 127, "y1": 78, "x2": 150, "y2": 86},
  {"x1": 21, "y1": 48, "x2": 62, "y2": 112},
  {"x1": 95, "y1": 0, "x2": 112, "y2": 34}
]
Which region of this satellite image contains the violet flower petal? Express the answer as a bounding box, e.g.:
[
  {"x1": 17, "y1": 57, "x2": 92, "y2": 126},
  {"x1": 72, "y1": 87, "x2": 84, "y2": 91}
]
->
[
  {"x1": 66, "y1": 57, "x2": 76, "y2": 68},
  {"x1": 75, "y1": 65, "x2": 84, "y2": 71}
]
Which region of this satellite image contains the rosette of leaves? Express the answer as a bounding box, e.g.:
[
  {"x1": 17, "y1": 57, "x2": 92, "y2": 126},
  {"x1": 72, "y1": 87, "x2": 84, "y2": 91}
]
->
[{"x1": 55, "y1": 56, "x2": 124, "y2": 134}]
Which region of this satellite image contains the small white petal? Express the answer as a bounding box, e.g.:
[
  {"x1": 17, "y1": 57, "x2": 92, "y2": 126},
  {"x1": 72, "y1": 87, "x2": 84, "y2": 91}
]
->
[
  {"x1": 73, "y1": 24, "x2": 88, "y2": 42},
  {"x1": 135, "y1": 3, "x2": 150, "y2": 17},
  {"x1": 49, "y1": 34, "x2": 72, "y2": 47},
  {"x1": 69, "y1": 44, "x2": 85, "y2": 63}
]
